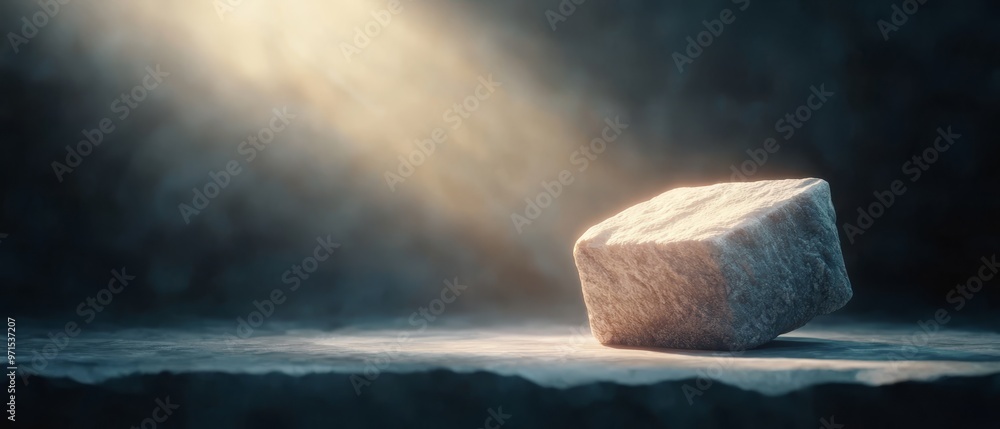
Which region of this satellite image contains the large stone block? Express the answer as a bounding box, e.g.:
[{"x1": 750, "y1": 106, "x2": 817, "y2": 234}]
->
[{"x1": 573, "y1": 178, "x2": 852, "y2": 351}]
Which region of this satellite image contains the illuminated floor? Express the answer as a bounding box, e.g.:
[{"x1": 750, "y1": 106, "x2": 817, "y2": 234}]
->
[{"x1": 22, "y1": 319, "x2": 1000, "y2": 395}]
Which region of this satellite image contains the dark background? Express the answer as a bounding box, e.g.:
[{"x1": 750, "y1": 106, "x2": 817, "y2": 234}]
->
[{"x1": 1, "y1": 0, "x2": 998, "y2": 330}]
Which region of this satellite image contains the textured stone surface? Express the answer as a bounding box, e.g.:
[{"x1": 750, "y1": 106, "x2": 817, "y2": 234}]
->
[
  {"x1": 18, "y1": 324, "x2": 1000, "y2": 428},
  {"x1": 573, "y1": 178, "x2": 853, "y2": 351},
  {"x1": 20, "y1": 323, "x2": 1000, "y2": 395}
]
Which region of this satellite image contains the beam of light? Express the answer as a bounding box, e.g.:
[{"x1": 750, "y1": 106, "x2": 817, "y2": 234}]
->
[{"x1": 52, "y1": 1, "x2": 650, "y2": 313}]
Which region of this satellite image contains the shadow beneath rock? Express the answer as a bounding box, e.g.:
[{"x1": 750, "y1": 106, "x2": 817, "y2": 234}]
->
[{"x1": 608, "y1": 336, "x2": 1000, "y2": 362}]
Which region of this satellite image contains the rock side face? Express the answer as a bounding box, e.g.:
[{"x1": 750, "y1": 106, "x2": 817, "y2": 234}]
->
[{"x1": 573, "y1": 178, "x2": 852, "y2": 351}]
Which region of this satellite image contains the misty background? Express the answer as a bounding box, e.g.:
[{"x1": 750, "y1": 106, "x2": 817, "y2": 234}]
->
[{"x1": 1, "y1": 0, "x2": 998, "y2": 329}]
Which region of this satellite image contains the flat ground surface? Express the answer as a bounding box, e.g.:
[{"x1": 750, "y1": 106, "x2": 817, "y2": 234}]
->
[{"x1": 21, "y1": 318, "x2": 1000, "y2": 395}]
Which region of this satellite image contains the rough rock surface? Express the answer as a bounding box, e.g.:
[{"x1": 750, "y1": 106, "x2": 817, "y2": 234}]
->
[{"x1": 573, "y1": 178, "x2": 852, "y2": 351}]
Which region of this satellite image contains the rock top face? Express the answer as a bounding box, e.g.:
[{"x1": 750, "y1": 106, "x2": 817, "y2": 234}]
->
[{"x1": 573, "y1": 178, "x2": 852, "y2": 351}]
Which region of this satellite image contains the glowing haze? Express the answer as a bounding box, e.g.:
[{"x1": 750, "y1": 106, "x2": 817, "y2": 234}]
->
[{"x1": 30, "y1": 0, "x2": 658, "y2": 321}]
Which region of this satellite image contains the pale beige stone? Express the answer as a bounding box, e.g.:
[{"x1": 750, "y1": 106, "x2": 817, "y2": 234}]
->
[{"x1": 573, "y1": 178, "x2": 852, "y2": 350}]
